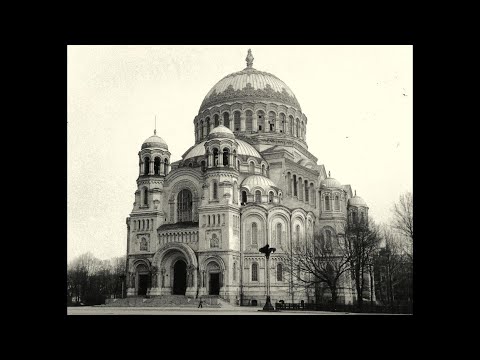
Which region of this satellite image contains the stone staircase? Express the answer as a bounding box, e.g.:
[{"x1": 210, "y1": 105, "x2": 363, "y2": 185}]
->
[{"x1": 104, "y1": 295, "x2": 226, "y2": 308}]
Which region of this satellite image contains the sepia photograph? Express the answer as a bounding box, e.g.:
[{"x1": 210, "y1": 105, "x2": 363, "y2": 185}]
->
[{"x1": 67, "y1": 45, "x2": 413, "y2": 315}]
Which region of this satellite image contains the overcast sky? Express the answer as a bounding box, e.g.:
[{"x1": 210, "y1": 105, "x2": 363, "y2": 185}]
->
[{"x1": 67, "y1": 45, "x2": 412, "y2": 262}]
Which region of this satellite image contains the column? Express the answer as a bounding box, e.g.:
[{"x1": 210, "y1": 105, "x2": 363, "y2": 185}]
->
[
  {"x1": 208, "y1": 153, "x2": 213, "y2": 168},
  {"x1": 240, "y1": 112, "x2": 246, "y2": 131},
  {"x1": 139, "y1": 162, "x2": 143, "y2": 176},
  {"x1": 219, "y1": 150, "x2": 224, "y2": 166},
  {"x1": 160, "y1": 161, "x2": 164, "y2": 175},
  {"x1": 265, "y1": 115, "x2": 270, "y2": 132},
  {"x1": 252, "y1": 114, "x2": 257, "y2": 132},
  {"x1": 203, "y1": 123, "x2": 207, "y2": 139},
  {"x1": 149, "y1": 160, "x2": 154, "y2": 175},
  {"x1": 229, "y1": 152, "x2": 233, "y2": 168},
  {"x1": 276, "y1": 115, "x2": 280, "y2": 133},
  {"x1": 229, "y1": 115, "x2": 234, "y2": 131},
  {"x1": 140, "y1": 162, "x2": 144, "y2": 175}
]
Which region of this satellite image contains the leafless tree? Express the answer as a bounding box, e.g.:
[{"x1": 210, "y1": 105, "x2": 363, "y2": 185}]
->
[
  {"x1": 283, "y1": 225, "x2": 351, "y2": 309},
  {"x1": 376, "y1": 225, "x2": 413, "y2": 307},
  {"x1": 392, "y1": 192, "x2": 413, "y2": 245},
  {"x1": 342, "y1": 217, "x2": 382, "y2": 311}
]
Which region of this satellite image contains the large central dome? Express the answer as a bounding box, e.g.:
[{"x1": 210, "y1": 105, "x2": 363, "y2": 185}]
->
[{"x1": 199, "y1": 50, "x2": 301, "y2": 113}]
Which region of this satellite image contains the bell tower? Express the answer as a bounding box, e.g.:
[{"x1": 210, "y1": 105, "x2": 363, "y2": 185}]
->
[{"x1": 126, "y1": 129, "x2": 170, "y2": 296}]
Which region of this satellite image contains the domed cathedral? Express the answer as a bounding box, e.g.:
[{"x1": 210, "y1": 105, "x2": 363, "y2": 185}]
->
[{"x1": 125, "y1": 49, "x2": 371, "y2": 306}]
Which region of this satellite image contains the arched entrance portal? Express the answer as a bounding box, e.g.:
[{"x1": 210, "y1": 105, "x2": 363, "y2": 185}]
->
[
  {"x1": 209, "y1": 273, "x2": 220, "y2": 295},
  {"x1": 136, "y1": 264, "x2": 150, "y2": 296},
  {"x1": 173, "y1": 260, "x2": 187, "y2": 295},
  {"x1": 206, "y1": 261, "x2": 221, "y2": 295}
]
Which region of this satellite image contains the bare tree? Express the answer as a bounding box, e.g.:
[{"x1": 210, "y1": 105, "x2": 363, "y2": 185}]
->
[
  {"x1": 343, "y1": 217, "x2": 382, "y2": 311},
  {"x1": 283, "y1": 226, "x2": 351, "y2": 310},
  {"x1": 392, "y1": 192, "x2": 413, "y2": 244},
  {"x1": 376, "y1": 225, "x2": 413, "y2": 308}
]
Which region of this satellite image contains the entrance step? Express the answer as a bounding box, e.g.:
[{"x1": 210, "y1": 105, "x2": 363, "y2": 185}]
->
[{"x1": 104, "y1": 295, "x2": 222, "y2": 308}]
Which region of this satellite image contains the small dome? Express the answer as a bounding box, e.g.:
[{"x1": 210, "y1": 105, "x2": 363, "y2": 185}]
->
[
  {"x1": 241, "y1": 175, "x2": 279, "y2": 192},
  {"x1": 142, "y1": 134, "x2": 168, "y2": 150},
  {"x1": 207, "y1": 125, "x2": 235, "y2": 140},
  {"x1": 320, "y1": 177, "x2": 341, "y2": 189},
  {"x1": 348, "y1": 195, "x2": 367, "y2": 207}
]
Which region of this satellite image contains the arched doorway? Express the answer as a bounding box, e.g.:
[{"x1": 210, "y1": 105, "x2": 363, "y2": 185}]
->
[
  {"x1": 173, "y1": 260, "x2": 187, "y2": 295},
  {"x1": 136, "y1": 264, "x2": 150, "y2": 296},
  {"x1": 206, "y1": 261, "x2": 221, "y2": 295}
]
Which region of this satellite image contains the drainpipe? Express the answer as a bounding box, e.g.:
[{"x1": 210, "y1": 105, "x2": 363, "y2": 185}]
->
[
  {"x1": 240, "y1": 211, "x2": 244, "y2": 306},
  {"x1": 290, "y1": 214, "x2": 294, "y2": 304},
  {"x1": 125, "y1": 217, "x2": 130, "y2": 298}
]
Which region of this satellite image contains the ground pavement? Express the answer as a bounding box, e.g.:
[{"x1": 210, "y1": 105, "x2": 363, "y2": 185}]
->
[{"x1": 67, "y1": 306, "x2": 394, "y2": 315}]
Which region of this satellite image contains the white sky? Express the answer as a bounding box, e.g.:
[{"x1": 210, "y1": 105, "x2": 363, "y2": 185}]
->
[{"x1": 67, "y1": 45, "x2": 412, "y2": 262}]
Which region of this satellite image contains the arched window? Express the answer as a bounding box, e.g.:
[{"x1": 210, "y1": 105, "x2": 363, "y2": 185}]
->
[
  {"x1": 252, "y1": 222, "x2": 258, "y2": 245},
  {"x1": 213, "y1": 148, "x2": 219, "y2": 166},
  {"x1": 188, "y1": 163, "x2": 193, "y2": 168},
  {"x1": 352, "y1": 211, "x2": 357, "y2": 223},
  {"x1": 142, "y1": 219, "x2": 145, "y2": 230},
  {"x1": 146, "y1": 219, "x2": 149, "y2": 230},
  {"x1": 325, "y1": 195, "x2": 330, "y2": 210},
  {"x1": 241, "y1": 190, "x2": 247, "y2": 204},
  {"x1": 305, "y1": 180, "x2": 309, "y2": 201},
  {"x1": 295, "y1": 224, "x2": 300, "y2": 246},
  {"x1": 287, "y1": 172, "x2": 292, "y2": 195},
  {"x1": 177, "y1": 189, "x2": 193, "y2": 222},
  {"x1": 143, "y1": 187, "x2": 148, "y2": 206},
  {"x1": 276, "y1": 223, "x2": 282, "y2": 245},
  {"x1": 200, "y1": 120, "x2": 204, "y2": 139},
  {"x1": 223, "y1": 112, "x2": 230, "y2": 128},
  {"x1": 325, "y1": 229, "x2": 332, "y2": 250},
  {"x1": 246, "y1": 110, "x2": 253, "y2": 131},
  {"x1": 164, "y1": 159, "x2": 169, "y2": 175},
  {"x1": 217, "y1": 214, "x2": 220, "y2": 225},
  {"x1": 269, "y1": 191, "x2": 274, "y2": 203},
  {"x1": 208, "y1": 215, "x2": 211, "y2": 226},
  {"x1": 144, "y1": 157, "x2": 150, "y2": 175},
  {"x1": 255, "y1": 190, "x2": 262, "y2": 203},
  {"x1": 360, "y1": 212, "x2": 365, "y2": 223},
  {"x1": 201, "y1": 160, "x2": 206, "y2": 172},
  {"x1": 140, "y1": 237, "x2": 148, "y2": 251},
  {"x1": 280, "y1": 113, "x2": 286, "y2": 133},
  {"x1": 293, "y1": 175, "x2": 298, "y2": 196},
  {"x1": 268, "y1": 111, "x2": 276, "y2": 131},
  {"x1": 206, "y1": 117, "x2": 211, "y2": 135},
  {"x1": 335, "y1": 195, "x2": 340, "y2": 210},
  {"x1": 213, "y1": 182, "x2": 218, "y2": 200},
  {"x1": 289, "y1": 115, "x2": 294, "y2": 135},
  {"x1": 214, "y1": 114, "x2": 219, "y2": 127},
  {"x1": 223, "y1": 148, "x2": 229, "y2": 166},
  {"x1": 278, "y1": 192, "x2": 282, "y2": 204},
  {"x1": 154, "y1": 157, "x2": 161, "y2": 175},
  {"x1": 249, "y1": 161, "x2": 255, "y2": 174},
  {"x1": 277, "y1": 263, "x2": 283, "y2": 281},
  {"x1": 262, "y1": 164, "x2": 266, "y2": 176},
  {"x1": 212, "y1": 214, "x2": 215, "y2": 225},
  {"x1": 257, "y1": 111, "x2": 265, "y2": 131},
  {"x1": 252, "y1": 263, "x2": 258, "y2": 281},
  {"x1": 233, "y1": 262, "x2": 237, "y2": 281},
  {"x1": 234, "y1": 111, "x2": 241, "y2": 131},
  {"x1": 296, "y1": 119, "x2": 300, "y2": 137}
]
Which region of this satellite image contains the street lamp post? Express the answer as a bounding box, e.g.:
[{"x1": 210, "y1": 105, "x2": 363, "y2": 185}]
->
[
  {"x1": 119, "y1": 274, "x2": 126, "y2": 299},
  {"x1": 259, "y1": 244, "x2": 276, "y2": 311}
]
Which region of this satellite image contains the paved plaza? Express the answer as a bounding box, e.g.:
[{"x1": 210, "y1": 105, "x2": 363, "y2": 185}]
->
[{"x1": 67, "y1": 306, "x2": 392, "y2": 315}]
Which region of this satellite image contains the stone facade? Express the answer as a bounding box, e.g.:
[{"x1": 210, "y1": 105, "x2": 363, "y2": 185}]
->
[{"x1": 125, "y1": 50, "x2": 373, "y2": 306}]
